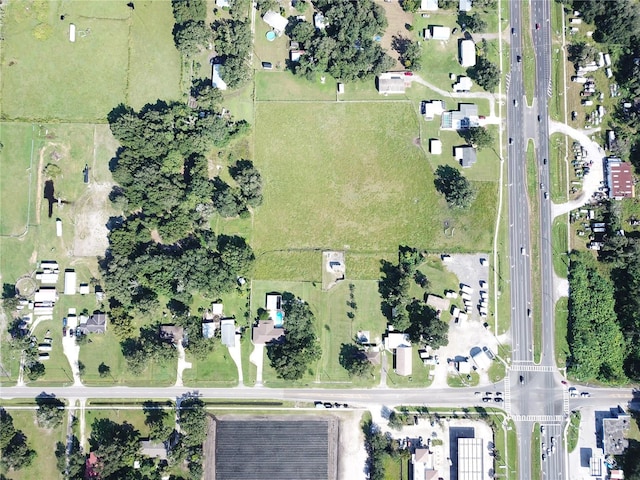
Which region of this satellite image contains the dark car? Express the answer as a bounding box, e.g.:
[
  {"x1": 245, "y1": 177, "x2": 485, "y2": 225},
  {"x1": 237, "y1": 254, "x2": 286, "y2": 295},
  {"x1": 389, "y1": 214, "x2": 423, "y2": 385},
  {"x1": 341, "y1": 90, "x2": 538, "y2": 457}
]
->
[
  {"x1": 70, "y1": 328, "x2": 75, "y2": 337},
  {"x1": 482, "y1": 397, "x2": 491, "y2": 403},
  {"x1": 519, "y1": 375, "x2": 525, "y2": 384},
  {"x1": 494, "y1": 397, "x2": 504, "y2": 403},
  {"x1": 63, "y1": 327, "x2": 67, "y2": 336},
  {"x1": 535, "y1": 23, "x2": 540, "y2": 30},
  {"x1": 511, "y1": 27, "x2": 515, "y2": 35},
  {"x1": 517, "y1": 55, "x2": 521, "y2": 63},
  {"x1": 323, "y1": 402, "x2": 334, "y2": 408},
  {"x1": 543, "y1": 158, "x2": 547, "y2": 165}
]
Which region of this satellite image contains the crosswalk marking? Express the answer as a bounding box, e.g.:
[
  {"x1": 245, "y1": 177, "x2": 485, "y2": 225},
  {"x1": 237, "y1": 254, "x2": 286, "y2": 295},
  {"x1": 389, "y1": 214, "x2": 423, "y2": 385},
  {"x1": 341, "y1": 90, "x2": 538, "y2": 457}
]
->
[
  {"x1": 510, "y1": 364, "x2": 555, "y2": 372},
  {"x1": 504, "y1": 374, "x2": 511, "y2": 415},
  {"x1": 512, "y1": 415, "x2": 564, "y2": 423}
]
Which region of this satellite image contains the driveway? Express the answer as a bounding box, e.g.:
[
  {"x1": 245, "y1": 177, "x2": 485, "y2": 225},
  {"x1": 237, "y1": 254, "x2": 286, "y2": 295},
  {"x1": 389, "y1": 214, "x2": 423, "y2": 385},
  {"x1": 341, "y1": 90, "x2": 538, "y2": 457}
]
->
[
  {"x1": 227, "y1": 334, "x2": 244, "y2": 386},
  {"x1": 61, "y1": 316, "x2": 82, "y2": 386},
  {"x1": 249, "y1": 343, "x2": 264, "y2": 386},
  {"x1": 549, "y1": 122, "x2": 605, "y2": 218},
  {"x1": 567, "y1": 407, "x2": 599, "y2": 480}
]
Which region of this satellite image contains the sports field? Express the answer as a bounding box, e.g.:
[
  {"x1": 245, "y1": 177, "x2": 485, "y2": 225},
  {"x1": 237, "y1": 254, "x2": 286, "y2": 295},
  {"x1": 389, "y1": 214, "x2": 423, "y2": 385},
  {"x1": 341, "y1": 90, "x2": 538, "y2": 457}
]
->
[
  {"x1": 1, "y1": 0, "x2": 181, "y2": 121},
  {"x1": 253, "y1": 102, "x2": 498, "y2": 280}
]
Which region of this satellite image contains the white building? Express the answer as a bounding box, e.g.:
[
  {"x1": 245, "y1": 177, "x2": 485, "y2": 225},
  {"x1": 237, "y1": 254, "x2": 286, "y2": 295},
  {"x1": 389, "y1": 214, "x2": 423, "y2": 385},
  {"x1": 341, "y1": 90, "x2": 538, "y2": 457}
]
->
[
  {"x1": 263, "y1": 10, "x2": 289, "y2": 35},
  {"x1": 460, "y1": 40, "x2": 476, "y2": 67},
  {"x1": 429, "y1": 139, "x2": 442, "y2": 155},
  {"x1": 211, "y1": 63, "x2": 227, "y2": 91},
  {"x1": 64, "y1": 269, "x2": 77, "y2": 295}
]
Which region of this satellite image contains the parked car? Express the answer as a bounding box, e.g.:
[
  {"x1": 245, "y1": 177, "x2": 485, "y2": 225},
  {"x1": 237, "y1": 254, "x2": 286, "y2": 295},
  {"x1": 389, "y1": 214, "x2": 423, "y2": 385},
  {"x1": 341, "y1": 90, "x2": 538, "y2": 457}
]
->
[
  {"x1": 494, "y1": 397, "x2": 504, "y2": 403},
  {"x1": 482, "y1": 397, "x2": 491, "y2": 403},
  {"x1": 63, "y1": 327, "x2": 67, "y2": 336},
  {"x1": 580, "y1": 392, "x2": 590, "y2": 397}
]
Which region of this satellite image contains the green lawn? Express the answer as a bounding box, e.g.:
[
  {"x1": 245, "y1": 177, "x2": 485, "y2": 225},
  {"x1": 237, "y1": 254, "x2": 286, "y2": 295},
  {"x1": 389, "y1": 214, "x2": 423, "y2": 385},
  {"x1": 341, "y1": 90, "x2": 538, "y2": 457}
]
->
[
  {"x1": 1, "y1": 1, "x2": 182, "y2": 121},
  {"x1": 85, "y1": 408, "x2": 150, "y2": 439},
  {"x1": 447, "y1": 370, "x2": 480, "y2": 387},
  {"x1": 29, "y1": 319, "x2": 74, "y2": 386},
  {"x1": 0, "y1": 123, "x2": 38, "y2": 236},
  {"x1": 488, "y1": 358, "x2": 507, "y2": 383},
  {"x1": 1, "y1": 1, "x2": 129, "y2": 121},
  {"x1": 78, "y1": 330, "x2": 177, "y2": 387},
  {"x1": 532, "y1": 423, "x2": 542, "y2": 480},
  {"x1": 252, "y1": 102, "x2": 498, "y2": 281},
  {"x1": 567, "y1": 411, "x2": 581, "y2": 453},
  {"x1": 182, "y1": 345, "x2": 239, "y2": 387},
  {"x1": 549, "y1": 134, "x2": 568, "y2": 203},
  {"x1": 128, "y1": 0, "x2": 183, "y2": 109},
  {"x1": 621, "y1": 198, "x2": 640, "y2": 234},
  {"x1": 251, "y1": 279, "x2": 387, "y2": 387},
  {"x1": 255, "y1": 70, "x2": 337, "y2": 101},
  {"x1": 382, "y1": 454, "x2": 409, "y2": 480},
  {"x1": 3, "y1": 410, "x2": 67, "y2": 480},
  {"x1": 526, "y1": 140, "x2": 542, "y2": 363},
  {"x1": 555, "y1": 297, "x2": 569, "y2": 369},
  {"x1": 552, "y1": 217, "x2": 569, "y2": 278},
  {"x1": 521, "y1": 0, "x2": 536, "y2": 103}
]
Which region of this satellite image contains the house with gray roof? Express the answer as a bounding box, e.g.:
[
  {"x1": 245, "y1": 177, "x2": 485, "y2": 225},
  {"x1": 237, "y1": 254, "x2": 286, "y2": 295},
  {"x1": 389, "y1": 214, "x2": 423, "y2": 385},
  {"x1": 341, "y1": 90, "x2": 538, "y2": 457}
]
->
[
  {"x1": 441, "y1": 103, "x2": 479, "y2": 130},
  {"x1": 77, "y1": 313, "x2": 107, "y2": 334},
  {"x1": 455, "y1": 145, "x2": 478, "y2": 167},
  {"x1": 221, "y1": 318, "x2": 236, "y2": 347}
]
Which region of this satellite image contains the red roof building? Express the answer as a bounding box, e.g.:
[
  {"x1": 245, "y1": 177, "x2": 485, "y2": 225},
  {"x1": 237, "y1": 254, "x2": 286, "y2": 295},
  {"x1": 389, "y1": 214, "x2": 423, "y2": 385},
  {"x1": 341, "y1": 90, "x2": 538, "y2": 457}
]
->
[
  {"x1": 85, "y1": 452, "x2": 100, "y2": 479},
  {"x1": 607, "y1": 158, "x2": 635, "y2": 199}
]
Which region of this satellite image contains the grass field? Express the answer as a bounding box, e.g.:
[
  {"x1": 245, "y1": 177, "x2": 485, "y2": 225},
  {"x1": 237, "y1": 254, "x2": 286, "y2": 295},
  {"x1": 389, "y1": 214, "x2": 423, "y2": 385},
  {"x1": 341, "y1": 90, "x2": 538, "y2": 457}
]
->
[
  {"x1": 447, "y1": 370, "x2": 479, "y2": 387},
  {"x1": 554, "y1": 297, "x2": 569, "y2": 369},
  {"x1": 30, "y1": 318, "x2": 74, "y2": 385},
  {"x1": 3, "y1": 410, "x2": 67, "y2": 480},
  {"x1": 382, "y1": 454, "x2": 409, "y2": 480},
  {"x1": 386, "y1": 347, "x2": 433, "y2": 388},
  {"x1": 521, "y1": 0, "x2": 536, "y2": 103},
  {"x1": 78, "y1": 330, "x2": 177, "y2": 387},
  {"x1": 182, "y1": 345, "x2": 239, "y2": 387},
  {"x1": 1, "y1": 1, "x2": 182, "y2": 121},
  {"x1": 549, "y1": 134, "x2": 568, "y2": 203},
  {"x1": 0, "y1": 123, "x2": 38, "y2": 236},
  {"x1": 250, "y1": 279, "x2": 387, "y2": 387},
  {"x1": 567, "y1": 410, "x2": 581, "y2": 453},
  {"x1": 552, "y1": 217, "x2": 569, "y2": 278},
  {"x1": 252, "y1": 102, "x2": 498, "y2": 281},
  {"x1": 85, "y1": 407, "x2": 149, "y2": 439},
  {"x1": 526, "y1": 141, "x2": 542, "y2": 363},
  {"x1": 532, "y1": 423, "x2": 542, "y2": 480}
]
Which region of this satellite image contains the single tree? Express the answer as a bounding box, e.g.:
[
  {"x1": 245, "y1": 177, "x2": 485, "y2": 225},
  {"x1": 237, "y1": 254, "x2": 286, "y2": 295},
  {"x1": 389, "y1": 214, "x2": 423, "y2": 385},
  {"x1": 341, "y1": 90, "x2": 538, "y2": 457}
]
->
[
  {"x1": 465, "y1": 126, "x2": 494, "y2": 150},
  {"x1": 434, "y1": 165, "x2": 477, "y2": 208}
]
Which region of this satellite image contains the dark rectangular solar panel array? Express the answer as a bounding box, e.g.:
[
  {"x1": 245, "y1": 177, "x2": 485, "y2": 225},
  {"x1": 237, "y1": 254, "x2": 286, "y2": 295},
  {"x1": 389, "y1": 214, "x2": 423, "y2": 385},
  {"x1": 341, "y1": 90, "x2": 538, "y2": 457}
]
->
[{"x1": 215, "y1": 420, "x2": 329, "y2": 480}]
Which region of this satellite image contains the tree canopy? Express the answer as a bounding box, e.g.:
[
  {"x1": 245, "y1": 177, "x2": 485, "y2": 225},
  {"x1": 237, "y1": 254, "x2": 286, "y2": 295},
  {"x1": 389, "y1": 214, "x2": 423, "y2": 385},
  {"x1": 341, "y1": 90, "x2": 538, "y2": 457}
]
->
[
  {"x1": 468, "y1": 56, "x2": 500, "y2": 92},
  {"x1": 89, "y1": 418, "x2": 141, "y2": 479},
  {"x1": 567, "y1": 251, "x2": 626, "y2": 383},
  {"x1": 179, "y1": 398, "x2": 207, "y2": 447},
  {"x1": 267, "y1": 295, "x2": 321, "y2": 380},
  {"x1": 339, "y1": 343, "x2": 374, "y2": 378},
  {"x1": 0, "y1": 408, "x2": 36, "y2": 472},
  {"x1": 464, "y1": 126, "x2": 494, "y2": 150},
  {"x1": 434, "y1": 165, "x2": 477, "y2": 208},
  {"x1": 292, "y1": 0, "x2": 395, "y2": 81}
]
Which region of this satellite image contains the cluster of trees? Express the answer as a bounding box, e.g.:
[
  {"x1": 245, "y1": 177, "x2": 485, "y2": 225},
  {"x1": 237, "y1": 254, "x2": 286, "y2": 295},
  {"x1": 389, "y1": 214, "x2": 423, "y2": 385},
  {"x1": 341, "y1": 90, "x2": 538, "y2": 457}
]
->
[
  {"x1": 266, "y1": 294, "x2": 320, "y2": 380},
  {"x1": 290, "y1": 0, "x2": 396, "y2": 81},
  {"x1": 35, "y1": 394, "x2": 64, "y2": 429},
  {"x1": 214, "y1": 159, "x2": 264, "y2": 217},
  {"x1": 104, "y1": 101, "x2": 256, "y2": 314},
  {"x1": 121, "y1": 325, "x2": 178, "y2": 374},
  {"x1": 0, "y1": 408, "x2": 36, "y2": 472},
  {"x1": 468, "y1": 55, "x2": 500, "y2": 92},
  {"x1": 211, "y1": 5, "x2": 252, "y2": 89},
  {"x1": 392, "y1": 36, "x2": 422, "y2": 70},
  {"x1": 434, "y1": 165, "x2": 477, "y2": 209},
  {"x1": 567, "y1": 251, "x2": 626, "y2": 383},
  {"x1": 571, "y1": 0, "x2": 639, "y2": 46},
  {"x1": 378, "y1": 247, "x2": 449, "y2": 349},
  {"x1": 171, "y1": 0, "x2": 210, "y2": 58},
  {"x1": 362, "y1": 419, "x2": 408, "y2": 480},
  {"x1": 458, "y1": 13, "x2": 488, "y2": 33},
  {"x1": 463, "y1": 126, "x2": 494, "y2": 150},
  {"x1": 567, "y1": 42, "x2": 598, "y2": 68},
  {"x1": 55, "y1": 435, "x2": 85, "y2": 480},
  {"x1": 172, "y1": 398, "x2": 207, "y2": 479},
  {"x1": 339, "y1": 343, "x2": 373, "y2": 378}
]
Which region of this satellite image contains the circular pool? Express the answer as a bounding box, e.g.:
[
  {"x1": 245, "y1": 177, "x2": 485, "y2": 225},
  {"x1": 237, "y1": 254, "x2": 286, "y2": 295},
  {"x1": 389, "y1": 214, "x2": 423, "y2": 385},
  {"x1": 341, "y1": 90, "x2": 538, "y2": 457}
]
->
[{"x1": 266, "y1": 31, "x2": 276, "y2": 41}]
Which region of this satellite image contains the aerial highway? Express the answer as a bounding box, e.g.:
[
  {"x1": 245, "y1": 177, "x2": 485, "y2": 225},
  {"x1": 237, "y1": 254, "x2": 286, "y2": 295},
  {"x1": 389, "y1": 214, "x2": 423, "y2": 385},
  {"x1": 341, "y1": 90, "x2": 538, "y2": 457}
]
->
[{"x1": 506, "y1": 0, "x2": 568, "y2": 478}]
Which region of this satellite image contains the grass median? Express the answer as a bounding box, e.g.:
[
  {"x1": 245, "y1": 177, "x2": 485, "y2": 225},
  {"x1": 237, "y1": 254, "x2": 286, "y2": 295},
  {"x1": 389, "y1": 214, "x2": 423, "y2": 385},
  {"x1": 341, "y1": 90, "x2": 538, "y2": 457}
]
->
[
  {"x1": 532, "y1": 423, "x2": 542, "y2": 480},
  {"x1": 526, "y1": 140, "x2": 542, "y2": 363},
  {"x1": 521, "y1": 0, "x2": 537, "y2": 103}
]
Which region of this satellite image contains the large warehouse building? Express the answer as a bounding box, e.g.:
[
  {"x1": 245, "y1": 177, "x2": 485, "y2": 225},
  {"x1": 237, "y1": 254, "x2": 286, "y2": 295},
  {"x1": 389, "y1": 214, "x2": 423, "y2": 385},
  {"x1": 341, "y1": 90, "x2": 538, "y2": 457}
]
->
[{"x1": 207, "y1": 416, "x2": 338, "y2": 480}]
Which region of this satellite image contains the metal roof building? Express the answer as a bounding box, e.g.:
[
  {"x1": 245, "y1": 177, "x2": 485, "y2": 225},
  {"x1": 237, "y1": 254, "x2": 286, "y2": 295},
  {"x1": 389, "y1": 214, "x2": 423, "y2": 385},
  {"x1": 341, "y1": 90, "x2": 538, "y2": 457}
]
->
[
  {"x1": 262, "y1": 10, "x2": 289, "y2": 34},
  {"x1": 607, "y1": 157, "x2": 635, "y2": 199},
  {"x1": 460, "y1": 39, "x2": 477, "y2": 67},
  {"x1": 220, "y1": 318, "x2": 236, "y2": 347},
  {"x1": 377, "y1": 72, "x2": 407, "y2": 94},
  {"x1": 457, "y1": 437, "x2": 483, "y2": 480},
  {"x1": 395, "y1": 345, "x2": 413, "y2": 376}
]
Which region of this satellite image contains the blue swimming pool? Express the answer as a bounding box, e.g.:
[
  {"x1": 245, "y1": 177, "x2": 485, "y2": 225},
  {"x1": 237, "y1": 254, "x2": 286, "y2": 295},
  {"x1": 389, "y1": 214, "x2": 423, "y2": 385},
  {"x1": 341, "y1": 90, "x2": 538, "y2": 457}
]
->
[{"x1": 274, "y1": 311, "x2": 284, "y2": 327}]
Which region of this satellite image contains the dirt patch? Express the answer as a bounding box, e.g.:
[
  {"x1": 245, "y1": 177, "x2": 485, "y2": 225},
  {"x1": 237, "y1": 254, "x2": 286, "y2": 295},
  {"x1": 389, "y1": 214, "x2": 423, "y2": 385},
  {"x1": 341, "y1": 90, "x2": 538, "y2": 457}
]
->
[
  {"x1": 338, "y1": 411, "x2": 368, "y2": 480},
  {"x1": 73, "y1": 183, "x2": 115, "y2": 257},
  {"x1": 374, "y1": 0, "x2": 414, "y2": 68},
  {"x1": 150, "y1": 229, "x2": 164, "y2": 244}
]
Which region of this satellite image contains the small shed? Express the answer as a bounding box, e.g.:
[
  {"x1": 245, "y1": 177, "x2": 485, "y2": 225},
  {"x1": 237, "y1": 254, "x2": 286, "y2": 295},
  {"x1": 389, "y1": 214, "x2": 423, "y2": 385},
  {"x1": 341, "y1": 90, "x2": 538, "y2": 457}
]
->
[
  {"x1": 64, "y1": 269, "x2": 77, "y2": 295},
  {"x1": 263, "y1": 10, "x2": 289, "y2": 35},
  {"x1": 79, "y1": 283, "x2": 90, "y2": 295},
  {"x1": 421, "y1": 0, "x2": 439, "y2": 11},
  {"x1": 56, "y1": 219, "x2": 63, "y2": 237},
  {"x1": 337, "y1": 83, "x2": 344, "y2": 94},
  {"x1": 69, "y1": 24, "x2": 76, "y2": 42},
  {"x1": 429, "y1": 139, "x2": 442, "y2": 155},
  {"x1": 314, "y1": 13, "x2": 327, "y2": 30},
  {"x1": 221, "y1": 318, "x2": 236, "y2": 347},
  {"x1": 455, "y1": 145, "x2": 478, "y2": 168},
  {"x1": 453, "y1": 76, "x2": 473, "y2": 92}
]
